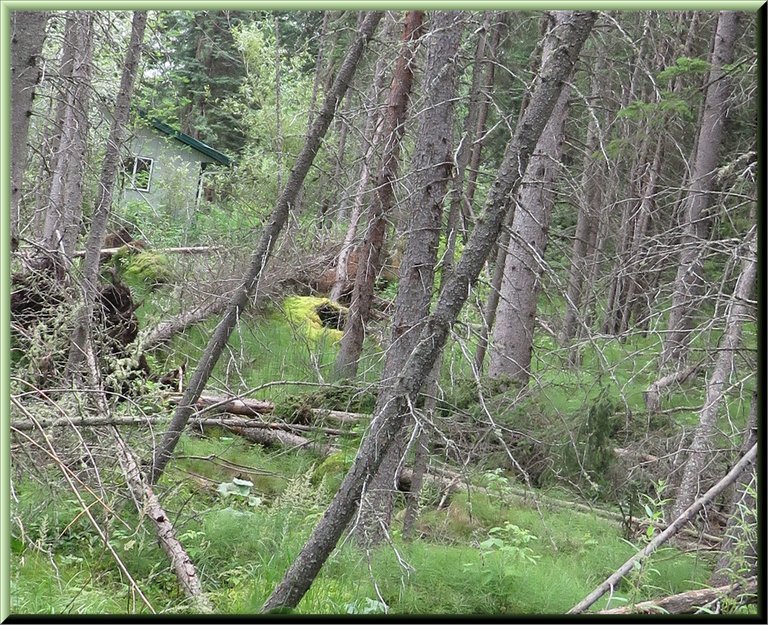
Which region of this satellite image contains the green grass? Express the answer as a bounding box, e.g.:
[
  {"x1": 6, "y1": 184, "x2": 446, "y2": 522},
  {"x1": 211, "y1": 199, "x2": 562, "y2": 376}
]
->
[{"x1": 11, "y1": 288, "x2": 752, "y2": 615}]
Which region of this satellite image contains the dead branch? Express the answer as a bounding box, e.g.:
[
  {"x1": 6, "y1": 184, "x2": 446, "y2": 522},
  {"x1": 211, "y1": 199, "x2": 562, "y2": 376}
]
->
[
  {"x1": 644, "y1": 364, "x2": 703, "y2": 414},
  {"x1": 72, "y1": 245, "x2": 223, "y2": 258},
  {"x1": 12, "y1": 414, "x2": 352, "y2": 437},
  {"x1": 568, "y1": 444, "x2": 757, "y2": 614},
  {"x1": 109, "y1": 427, "x2": 213, "y2": 612},
  {"x1": 597, "y1": 577, "x2": 756, "y2": 614}
]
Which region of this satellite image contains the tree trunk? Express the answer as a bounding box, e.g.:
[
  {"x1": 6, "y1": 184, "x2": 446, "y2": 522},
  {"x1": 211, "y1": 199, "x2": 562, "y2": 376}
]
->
[
  {"x1": 10, "y1": 10, "x2": 49, "y2": 251},
  {"x1": 444, "y1": 11, "x2": 493, "y2": 255},
  {"x1": 149, "y1": 12, "x2": 385, "y2": 484},
  {"x1": 487, "y1": 12, "x2": 573, "y2": 386},
  {"x1": 41, "y1": 11, "x2": 94, "y2": 264},
  {"x1": 334, "y1": 11, "x2": 425, "y2": 379},
  {"x1": 670, "y1": 230, "x2": 756, "y2": 520},
  {"x1": 328, "y1": 17, "x2": 395, "y2": 302},
  {"x1": 262, "y1": 12, "x2": 597, "y2": 611},
  {"x1": 710, "y1": 390, "x2": 757, "y2": 586},
  {"x1": 570, "y1": 443, "x2": 757, "y2": 614},
  {"x1": 660, "y1": 11, "x2": 740, "y2": 368},
  {"x1": 463, "y1": 14, "x2": 502, "y2": 220},
  {"x1": 560, "y1": 60, "x2": 607, "y2": 346},
  {"x1": 66, "y1": 11, "x2": 148, "y2": 378},
  {"x1": 354, "y1": 12, "x2": 463, "y2": 547}
]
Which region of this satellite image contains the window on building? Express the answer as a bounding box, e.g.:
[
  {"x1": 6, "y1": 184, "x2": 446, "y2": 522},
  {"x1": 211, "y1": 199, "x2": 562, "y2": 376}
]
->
[{"x1": 125, "y1": 156, "x2": 154, "y2": 192}]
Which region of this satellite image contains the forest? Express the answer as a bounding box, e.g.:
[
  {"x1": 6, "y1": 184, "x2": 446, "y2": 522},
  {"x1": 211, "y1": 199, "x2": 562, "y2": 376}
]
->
[{"x1": 7, "y1": 8, "x2": 760, "y2": 617}]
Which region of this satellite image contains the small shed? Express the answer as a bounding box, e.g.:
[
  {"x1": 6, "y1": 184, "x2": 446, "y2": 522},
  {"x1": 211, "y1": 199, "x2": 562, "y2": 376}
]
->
[{"x1": 121, "y1": 114, "x2": 232, "y2": 214}]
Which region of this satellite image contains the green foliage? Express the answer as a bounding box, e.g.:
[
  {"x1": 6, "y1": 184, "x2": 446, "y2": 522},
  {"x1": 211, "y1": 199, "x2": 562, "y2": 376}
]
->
[
  {"x1": 564, "y1": 387, "x2": 621, "y2": 498},
  {"x1": 120, "y1": 251, "x2": 173, "y2": 292},
  {"x1": 656, "y1": 56, "x2": 710, "y2": 82}
]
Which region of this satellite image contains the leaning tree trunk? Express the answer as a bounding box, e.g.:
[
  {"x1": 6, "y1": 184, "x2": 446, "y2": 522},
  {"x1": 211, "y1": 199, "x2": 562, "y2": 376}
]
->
[
  {"x1": 149, "y1": 12, "x2": 384, "y2": 484},
  {"x1": 487, "y1": 12, "x2": 574, "y2": 386},
  {"x1": 262, "y1": 12, "x2": 597, "y2": 611},
  {"x1": 40, "y1": 11, "x2": 94, "y2": 265},
  {"x1": 66, "y1": 11, "x2": 148, "y2": 379},
  {"x1": 354, "y1": 11, "x2": 463, "y2": 547},
  {"x1": 709, "y1": 390, "x2": 757, "y2": 586},
  {"x1": 670, "y1": 228, "x2": 756, "y2": 520},
  {"x1": 10, "y1": 10, "x2": 49, "y2": 251},
  {"x1": 660, "y1": 11, "x2": 740, "y2": 368},
  {"x1": 334, "y1": 11, "x2": 425, "y2": 379}
]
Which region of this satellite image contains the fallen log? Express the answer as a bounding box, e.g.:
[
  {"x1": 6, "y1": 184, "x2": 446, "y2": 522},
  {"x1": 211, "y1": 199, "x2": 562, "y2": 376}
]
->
[
  {"x1": 109, "y1": 427, "x2": 213, "y2": 613},
  {"x1": 73, "y1": 245, "x2": 222, "y2": 258},
  {"x1": 569, "y1": 444, "x2": 757, "y2": 614},
  {"x1": 12, "y1": 414, "x2": 351, "y2": 437},
  {"x1": 140, "y1": 298, "x2": 229, "y2": 349},
  {"x1": 171, "y1": 393, "x2": 275, "y2": 416},
  {"x1": 597, "y1": 578, "x2": 757, "y2": 614},
  {"x1": 224, "y1": 425, "x2": 338, "y2": 458},
  {"x1": 309, "y1": 408, "x2": 368, "y2": 424},
  {"x1": 644, "y1": 364, "x2": 703, "y2": 414}
]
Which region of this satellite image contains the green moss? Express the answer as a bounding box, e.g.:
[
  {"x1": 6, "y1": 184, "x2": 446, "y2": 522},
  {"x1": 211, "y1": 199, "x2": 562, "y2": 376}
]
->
[{"x1": 282, "y1": 296, "x2": 347, "y2": 343}]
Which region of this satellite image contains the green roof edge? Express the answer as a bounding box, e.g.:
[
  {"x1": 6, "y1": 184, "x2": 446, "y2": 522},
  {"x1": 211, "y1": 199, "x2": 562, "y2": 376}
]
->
[{"x1": 138, "y1": 110, "x2": 233, "y2": 166}]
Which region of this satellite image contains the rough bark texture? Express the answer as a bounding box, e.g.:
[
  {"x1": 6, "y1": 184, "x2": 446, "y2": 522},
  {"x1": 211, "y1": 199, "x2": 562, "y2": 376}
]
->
[
  {"x1": 10, "y1": 10, "x2": 49, "y2": 250},
  {"x1": 354, "y1": 11, "x2": 463, "y2": 546},
  {"x1": 487, "y1": 12, "x2": 573, "y2": 385},
  {"x1": 109, "y1": 427, "x2": 213, "y2": 612},
  {"x1": 41, "y1": 12, "x2": 94, "y2": 262},
  {"x1": 262, "y1": 12, "x2": 597, "y2": 611},
  {"x1": 66, "y1": 11, "x2": 148, "y2": 377},
  {"x1": 671, "y1": 231, "x2": 756, "y2": 520},
  {"x1": 569, "y1": 443, "x2": 757, "y2": 614},
  {"x1": 660, "y1": 11, "x2": 740, "y2": 367},
  {"x1": 334, "y1": 11, "x2": 424, "y2": 379},
  {"x1": 149, "y1": 12, "x2": 384, "y2": 484}
]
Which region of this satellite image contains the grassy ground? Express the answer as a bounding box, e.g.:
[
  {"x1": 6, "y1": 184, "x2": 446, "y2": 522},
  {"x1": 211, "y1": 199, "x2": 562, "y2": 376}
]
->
[
  {"x1": 10, "y1": 433, "x2": 716, "y2": 615},
  {"x1": 11, "y1": 297, "x2": 754, "y2": 615}
]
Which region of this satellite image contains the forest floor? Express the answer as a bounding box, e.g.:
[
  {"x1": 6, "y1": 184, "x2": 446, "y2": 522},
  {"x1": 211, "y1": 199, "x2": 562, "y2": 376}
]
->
[{"x1": 10, "y1": 295, "x2": 755, "y2": 615}]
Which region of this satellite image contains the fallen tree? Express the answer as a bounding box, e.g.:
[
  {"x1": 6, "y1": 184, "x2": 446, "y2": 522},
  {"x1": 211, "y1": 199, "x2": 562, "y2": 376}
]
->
[
  {"x1": 597, "y1": 577, "x2": 756, "y2": 614},
  {"x1": 569, "y1": 443, "x2": 757, "y2": 614}
]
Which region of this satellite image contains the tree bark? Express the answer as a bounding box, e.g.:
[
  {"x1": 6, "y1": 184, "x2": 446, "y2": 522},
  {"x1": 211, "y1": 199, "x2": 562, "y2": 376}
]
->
[
  {"x1": 487, "y1": 12, "x2": 574, "y2": 386},
  {"x1": 334, "y1": 11, "x2": 425, "y2": 378},
  {"x1": 66, "y1": 11, "x2": 148, "y2": 378},
  {"x1": 569, "y1": 443, "x2": 757, "y2": 614},
  {"x1": 660, "y1": 11, "x2": 740, "y2": 368},
  {"x1": 354, "y1": 12, "x2": 463, "y2": 546},
  {"x1": 710, "y1": 390, "x2": 757, "y2": 586},
  {"x1": 149, "y1": 12, "x2": 384, "y2": 484},
  {"x1": 328, "y1": 16, "x2": 395, "y2": 301},
  {"x1": 262, "y1": 12, "x2": 597, "y2": 611},
  {"x1": 560, "y1": 60, "x2": 606, "y2": 346},
  {"x1": 670, "y1": 230, "x2": 756, "y2": 519},
  {"x1": 10, "y1": 10, "x2": 49, "y2": 251},
  {"x1": 41, "y1": 12, "x2": 94, "y2": 263},
  {"x1": 597, "y1": 578, "x2": 756, "y2": 614}
]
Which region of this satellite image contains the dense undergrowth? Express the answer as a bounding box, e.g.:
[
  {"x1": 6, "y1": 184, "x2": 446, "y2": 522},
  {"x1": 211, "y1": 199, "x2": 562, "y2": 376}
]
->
[
  {"x1": 11, "y1": 433, "x2": 715, "y2": 615},
  {"x1": 11, "y1": 298, "x2": 754, "y2": 615}
]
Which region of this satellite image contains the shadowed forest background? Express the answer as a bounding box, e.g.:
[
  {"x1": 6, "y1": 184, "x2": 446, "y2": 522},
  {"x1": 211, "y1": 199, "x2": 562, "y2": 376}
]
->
[{"x1": 8, "y1": 8, "x2": 760, "y2": 616}]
